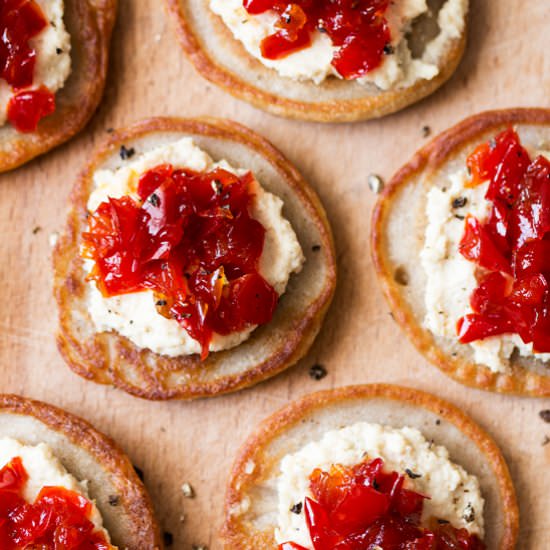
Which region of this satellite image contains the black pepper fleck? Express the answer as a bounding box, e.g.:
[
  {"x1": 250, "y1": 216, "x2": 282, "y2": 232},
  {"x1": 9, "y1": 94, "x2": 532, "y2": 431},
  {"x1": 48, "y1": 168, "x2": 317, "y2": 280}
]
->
[
  {"x1": 133, "y1": 465, "x2": 144, "y2": 481},
  {"x1": 463, "y1": 503, "x2": 475, "y2": 523},
  {"x1": 119, "y1": 145, "x2": 135, "y2": 160},
  {"x1": 32, "y1": 226, "x2": 41, "y2": 234},
  {"x1": 309, "y1": 364, "x2": 327, "y2": 381},
  {"x1": 312, "y1": 244, "x2": 321, "y2": 252},
  {"x1": 422, "y1": 125, "x2": 431, "y2": 138},
  {"x1": 405, "y1": 468, "x2": 422, "y2": 479},
  {"x1": 290, "y1": 502, "x2": 303, "y2": 514},
  {"x1": 163, "y1": 531, "x2": 174, "y2": 546},
  {"x1": 437, "y1": 519, "x2": 450, "y2": 524},
  {"x1": 383, "y1": 43, "x2": 394, "y2": 55},
  {"x1": 56, "y1": 47, "x2": 63, "y2": 54},
  {"x1": 394, "y1": 266, "x2": 409, "y2": 286},
  {"x1": 156, "y1": 300, "x2": 167, "y2": 307},
  {"x1": 435, "y1": 419, "x2": 441, "y2": 425},
  {"x1": 149, "y1": 193, "x2": 160, "y2": 207},
  {"x1": 452, "y1": 196, "x2": 468, "y2": 209},
  {"x1": 540, "y1": 410, "x2": 550, "y2": 423},
  {"x1": 108, "y1": 495, "x2": 120, "y2": 506}
]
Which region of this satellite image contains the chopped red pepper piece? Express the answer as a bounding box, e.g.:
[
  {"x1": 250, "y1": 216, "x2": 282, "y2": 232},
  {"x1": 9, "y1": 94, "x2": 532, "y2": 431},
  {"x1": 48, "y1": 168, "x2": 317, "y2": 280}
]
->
[
  {"x1": 7, "y1": 85, "x2": 55, "y2": 132},
  {"x1": 459, "y1": 215, "x2": 512, "y2": 275}
]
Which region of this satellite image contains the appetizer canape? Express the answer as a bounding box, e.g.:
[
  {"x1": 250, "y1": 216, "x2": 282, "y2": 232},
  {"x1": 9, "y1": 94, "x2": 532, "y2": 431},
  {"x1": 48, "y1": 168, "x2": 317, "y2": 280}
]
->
[
  {"x1": 54, "y1": 117, "x2": 336, "y2": 400},
  {"x1": 0, "y1": 0, "x2": 116, "y2": 172},
  {"x1": 0, "y1": 393, "x2": 161, "y2": 549},
  {"x1": 165, "y1": 0, "x2": 468, "y2": 122},
  {"x1": 373, "y1": 108, "x2": 550, "y2": 396},
  {"x1": 222, "y1": 384, "x2": 518, "y2": 549}
]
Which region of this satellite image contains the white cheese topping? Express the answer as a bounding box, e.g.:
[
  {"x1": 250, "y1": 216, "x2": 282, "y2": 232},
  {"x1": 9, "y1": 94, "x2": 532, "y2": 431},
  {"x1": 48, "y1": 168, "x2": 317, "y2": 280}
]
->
[
  {"x1": 209, "y1": 0, "x2": 467, "y2": 89},
  {"x1": 0, "y1": 438, "x2": 112, "y2": 543},
  {"x1": 275, "y1": 422, "x2": 484, "y2": 548},
  {"x1": 85, "y1": 138, "x2": 305, "y2": 357},
  {"x1": 0, "y1": 0, "x2": 71, "y2": 127},
  {"x1": 420, "y1": 151, "x2": 550, "y2": 373}
]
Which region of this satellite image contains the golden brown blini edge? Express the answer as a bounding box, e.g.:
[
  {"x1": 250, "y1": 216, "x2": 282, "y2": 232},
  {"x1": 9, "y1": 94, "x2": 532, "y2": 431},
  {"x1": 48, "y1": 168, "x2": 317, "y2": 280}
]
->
[
  {"x1": 53, "y1": 117, "x2": 337, "y2": 400},
  {"x1": 0, "y1": 393, "x2": 162, "y2": 549},
  {"x1": 0, "y1": 0, "x2": 116, "y2": 173},
  {"x1": 163, "y1": 0, "x2": 467, "y2": 123},
  {"x1": 372, "y1": 108, "x2": 550, "y2": 396},
  {"x1": 221, "y1": 383, "x2": 518, "y2": 549}
]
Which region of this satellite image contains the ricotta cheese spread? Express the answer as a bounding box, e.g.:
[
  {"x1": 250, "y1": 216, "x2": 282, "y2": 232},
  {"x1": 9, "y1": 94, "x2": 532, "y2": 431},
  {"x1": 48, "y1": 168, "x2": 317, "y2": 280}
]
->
[
  {"x1": 209, "y1": 0, "x2": 467, "y2": 89},
  {"x1": 0, "y1": 438, "x2": 111, "y2": 541},
  {"x1": 85, "y1": 137, "x2": 305, "y2": 357},
  {"x1": 0, "y1": 0, "x2": 71, "y2": 127},
  {"x1": 420, "y1": 151, "x2": 550, "y2": 373},
  {"x1": 275, "y1": 422, "x2": 484, "y2": 548}
]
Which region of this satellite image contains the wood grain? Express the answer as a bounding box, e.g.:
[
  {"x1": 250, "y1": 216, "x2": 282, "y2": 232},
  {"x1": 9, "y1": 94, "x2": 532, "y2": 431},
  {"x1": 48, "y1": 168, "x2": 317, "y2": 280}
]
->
[{"x1": 0, "y1": 0, "x2": 548, "y2": 548}]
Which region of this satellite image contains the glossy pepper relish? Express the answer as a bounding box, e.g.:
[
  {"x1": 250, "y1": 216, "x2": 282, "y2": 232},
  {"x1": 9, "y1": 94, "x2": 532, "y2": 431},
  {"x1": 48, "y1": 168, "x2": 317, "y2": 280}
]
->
[
  {"x1": 279, "y1": 458, "x2": 484, "y2": 550},
  {"x1": 456, "y1": 128, "x2": 550, "y2": 352},
  {"x1": 1, "y1": 0, "x2": 56, "y2": 132},
  {"x1": 0, "y1": 456, "x2": 113, "y2": 549},
  {"x1": 82, "y1": 164, "x2": 279, "y2": 359},
  {"x1": 242, "y1": 0, "x2": 392, "y2": 79}
]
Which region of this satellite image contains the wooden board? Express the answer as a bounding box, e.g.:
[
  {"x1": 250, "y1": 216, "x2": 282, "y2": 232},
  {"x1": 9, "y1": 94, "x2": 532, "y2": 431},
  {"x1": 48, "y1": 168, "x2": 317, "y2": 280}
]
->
[{"x1": 0, "y1": 0, "x2": 548, "y2": 547}]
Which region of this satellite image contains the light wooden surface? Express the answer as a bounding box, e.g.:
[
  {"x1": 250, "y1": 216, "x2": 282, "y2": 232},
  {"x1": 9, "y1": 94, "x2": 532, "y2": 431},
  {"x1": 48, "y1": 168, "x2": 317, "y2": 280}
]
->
[{"x1": 0, "y1": 1, "x2": 548, "y2": 548}]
